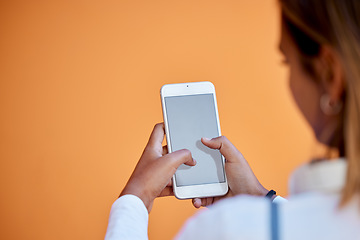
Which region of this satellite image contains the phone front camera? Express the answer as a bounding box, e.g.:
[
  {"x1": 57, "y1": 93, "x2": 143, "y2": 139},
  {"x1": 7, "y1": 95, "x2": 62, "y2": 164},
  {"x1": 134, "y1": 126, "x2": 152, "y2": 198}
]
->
[{"x1": 187, "y1": 85, "x2": 189, "y2": 87}]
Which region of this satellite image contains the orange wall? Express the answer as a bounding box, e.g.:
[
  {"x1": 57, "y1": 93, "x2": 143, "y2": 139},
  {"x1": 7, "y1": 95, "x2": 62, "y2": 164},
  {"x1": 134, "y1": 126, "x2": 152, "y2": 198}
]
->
[{"x1": 0, "y1": 1, "x2": 314, "y2": 239}]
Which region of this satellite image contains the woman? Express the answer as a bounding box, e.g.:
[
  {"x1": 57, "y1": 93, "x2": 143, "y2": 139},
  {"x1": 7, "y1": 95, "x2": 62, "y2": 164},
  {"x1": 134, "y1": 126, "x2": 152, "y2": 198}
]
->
[{"x1": 105, "y1": 0, "x2": 360, "y2": 239}]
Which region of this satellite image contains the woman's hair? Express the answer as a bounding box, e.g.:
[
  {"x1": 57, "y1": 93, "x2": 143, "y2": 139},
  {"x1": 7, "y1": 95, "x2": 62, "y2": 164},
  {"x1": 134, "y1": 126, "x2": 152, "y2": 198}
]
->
[{"x1": 279, "y1": 0, "x2": 360, "y2": 205}]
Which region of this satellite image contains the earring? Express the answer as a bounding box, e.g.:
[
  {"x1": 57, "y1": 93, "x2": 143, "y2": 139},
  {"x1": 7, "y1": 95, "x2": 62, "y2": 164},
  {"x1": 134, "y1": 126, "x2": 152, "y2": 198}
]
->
[{"x1": 320, "y1": 94, "x2": 343, "y2": 115}]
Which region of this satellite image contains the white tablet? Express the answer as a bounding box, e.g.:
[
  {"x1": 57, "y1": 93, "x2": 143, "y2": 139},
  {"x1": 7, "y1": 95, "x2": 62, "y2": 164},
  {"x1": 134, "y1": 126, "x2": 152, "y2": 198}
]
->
[{"x1": 161, "y1": 81, "x2": 228, "y2": 199}]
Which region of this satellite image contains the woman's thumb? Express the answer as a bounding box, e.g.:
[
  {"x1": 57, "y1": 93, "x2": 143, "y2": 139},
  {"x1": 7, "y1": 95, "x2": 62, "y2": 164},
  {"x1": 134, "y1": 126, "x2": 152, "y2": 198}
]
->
[{"x1": 201, "y1": 136, "x2": 241, "y2": 163}]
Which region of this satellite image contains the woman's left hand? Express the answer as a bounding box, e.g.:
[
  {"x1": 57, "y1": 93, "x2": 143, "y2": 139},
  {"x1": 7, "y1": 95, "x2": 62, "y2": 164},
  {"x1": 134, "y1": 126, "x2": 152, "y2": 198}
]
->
[{"x1": 120, "y1": 123, "x2": 196, "y2": 213}]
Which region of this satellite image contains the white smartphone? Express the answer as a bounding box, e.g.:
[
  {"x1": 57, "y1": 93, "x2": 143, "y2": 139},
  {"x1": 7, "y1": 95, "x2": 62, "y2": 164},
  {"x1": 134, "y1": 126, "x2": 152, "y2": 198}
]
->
[{"x1": 160, "y1": 81, "x2": 228, "y2": 199}]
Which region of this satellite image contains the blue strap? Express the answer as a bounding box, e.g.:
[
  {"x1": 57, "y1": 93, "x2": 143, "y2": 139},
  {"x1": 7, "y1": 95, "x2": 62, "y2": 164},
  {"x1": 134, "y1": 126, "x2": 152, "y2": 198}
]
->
[{"x1": 270, "y1": 202, "x2": 279, "y2": 240}]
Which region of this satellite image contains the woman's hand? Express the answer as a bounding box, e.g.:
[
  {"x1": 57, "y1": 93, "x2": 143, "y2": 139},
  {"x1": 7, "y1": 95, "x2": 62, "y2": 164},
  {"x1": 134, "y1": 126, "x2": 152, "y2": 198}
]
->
[
  {"x1": 120, "y1": 123, "x2": 196, "y2": 213},
  {"x1": 192, "y1": 136, "x2": 268, "y2": 208}
]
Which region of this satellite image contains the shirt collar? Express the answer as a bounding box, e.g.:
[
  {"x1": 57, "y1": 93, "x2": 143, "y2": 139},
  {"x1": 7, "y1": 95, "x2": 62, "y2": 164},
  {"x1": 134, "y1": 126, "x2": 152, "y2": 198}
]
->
[{"x1": 289, "y1": 158, "x2": 347, "y2": 195}]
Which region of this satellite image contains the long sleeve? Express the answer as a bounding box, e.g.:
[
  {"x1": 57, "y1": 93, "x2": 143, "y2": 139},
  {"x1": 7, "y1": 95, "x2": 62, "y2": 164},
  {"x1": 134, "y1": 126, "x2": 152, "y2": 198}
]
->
[
  {"x1": 273, "y1": 195, "x2": 287, "y2": 204},
  {"x1": 105, "y1": 194, "x2": 149, "y2": 240}
]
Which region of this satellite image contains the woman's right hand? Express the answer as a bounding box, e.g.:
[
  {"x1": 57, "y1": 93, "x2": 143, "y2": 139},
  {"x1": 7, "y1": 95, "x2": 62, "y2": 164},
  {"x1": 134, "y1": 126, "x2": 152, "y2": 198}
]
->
[{"x1": 192, "y1": 136, "x2": 268, "y2": 208}]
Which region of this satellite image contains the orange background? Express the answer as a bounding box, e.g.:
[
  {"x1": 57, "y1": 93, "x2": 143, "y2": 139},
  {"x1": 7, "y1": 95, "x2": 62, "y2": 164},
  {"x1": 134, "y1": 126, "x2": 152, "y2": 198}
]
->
[{"x1": 0, "y1": 1, "x2": 315, "y2": 239}]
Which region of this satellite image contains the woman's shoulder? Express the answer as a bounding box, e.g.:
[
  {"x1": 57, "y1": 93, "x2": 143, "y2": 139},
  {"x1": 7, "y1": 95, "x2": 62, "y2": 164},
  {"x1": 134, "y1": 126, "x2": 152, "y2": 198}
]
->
[
  {"x1": 281, "y1": 193, "x2": 360, "y2": 239},
  {"x1": 175, "y1": 193, "x2": 360, "y2": 240}
]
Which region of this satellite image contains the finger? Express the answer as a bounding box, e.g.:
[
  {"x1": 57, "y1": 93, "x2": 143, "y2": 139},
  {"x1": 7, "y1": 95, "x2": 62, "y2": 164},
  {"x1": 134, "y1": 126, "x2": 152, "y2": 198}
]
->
[
  {"x1": 192, "y1": 198, "x2": 202, "y2": 208},
  {"x1": 192, "y1": 197, "x2": 214, "y2": 208},
  {"x1": 158, "y1": 186, "x2": 174, "y2": 197},
  {"x1": 162, "y1": 149, "x2": 196, "y2": 170},
  {"x1": 146, "y1": 123, "x2": 165, "y2": 154},
  {"x1": 162, "y1": 145, "x2": 168, "y2": 155},
  {"x1": 204, "y1": 197, "x2": 214, "y2": 207},
  {"x1": 201, "y1": 136, "x2": 242, "y2": 163}
]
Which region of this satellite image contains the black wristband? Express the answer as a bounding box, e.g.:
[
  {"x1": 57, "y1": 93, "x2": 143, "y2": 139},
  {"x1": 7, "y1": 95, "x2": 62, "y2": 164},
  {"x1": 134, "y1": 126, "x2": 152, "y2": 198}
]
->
[{"x1": 265, "y1": 190, "x2": 277, "y2": 201}]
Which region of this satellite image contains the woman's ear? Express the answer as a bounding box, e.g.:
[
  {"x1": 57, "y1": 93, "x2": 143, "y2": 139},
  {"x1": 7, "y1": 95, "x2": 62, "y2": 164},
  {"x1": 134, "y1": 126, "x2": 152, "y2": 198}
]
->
[{"x1": 315, "y1": 45, "x2": 345, "y2": 103}]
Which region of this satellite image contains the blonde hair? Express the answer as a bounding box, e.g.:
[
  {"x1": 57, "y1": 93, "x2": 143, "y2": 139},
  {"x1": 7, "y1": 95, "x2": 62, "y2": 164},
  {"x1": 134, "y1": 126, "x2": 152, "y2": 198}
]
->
[{"x1": 280, "y1": 0, "x2": 360, "y2": 204}]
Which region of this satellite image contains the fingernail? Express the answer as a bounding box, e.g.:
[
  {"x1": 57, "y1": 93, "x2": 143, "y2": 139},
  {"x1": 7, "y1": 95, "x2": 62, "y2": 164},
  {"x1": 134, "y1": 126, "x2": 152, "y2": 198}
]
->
[
  {"x1": 193, "y1": 159, "x2": 197, "y2": 165},
  {"x1": 202, "y1": 137, "x2": 211, "y2": 141}
]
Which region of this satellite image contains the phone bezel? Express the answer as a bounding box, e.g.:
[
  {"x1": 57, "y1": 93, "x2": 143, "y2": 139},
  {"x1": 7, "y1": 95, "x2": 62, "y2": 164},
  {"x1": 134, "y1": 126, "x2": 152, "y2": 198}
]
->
[{"x1": 160, "y1": 81, "x2": 228, "y2": 199}]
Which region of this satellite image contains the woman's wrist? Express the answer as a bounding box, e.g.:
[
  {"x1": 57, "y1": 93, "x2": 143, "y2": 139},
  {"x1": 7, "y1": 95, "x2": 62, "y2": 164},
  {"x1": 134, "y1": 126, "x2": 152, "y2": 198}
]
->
[
  {"x1": 253, "y1": 183, "x2": 269, "y2": 197},
  {"x1": 120, "y1": 183, "x2": 151, "y2": 212}
]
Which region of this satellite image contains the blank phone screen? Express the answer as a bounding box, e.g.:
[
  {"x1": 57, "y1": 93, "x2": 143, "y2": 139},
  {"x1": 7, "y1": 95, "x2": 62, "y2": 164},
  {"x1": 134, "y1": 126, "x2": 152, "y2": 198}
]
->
[{"x1": 165, "y1": 94, "x2": 225, "y2": 187}]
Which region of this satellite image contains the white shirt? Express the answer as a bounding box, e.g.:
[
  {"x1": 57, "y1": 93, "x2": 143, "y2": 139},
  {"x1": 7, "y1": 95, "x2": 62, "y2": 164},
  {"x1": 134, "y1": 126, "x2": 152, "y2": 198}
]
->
[{"x1": 105, "y1": 159, "x2": 360, "y2": 240}]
